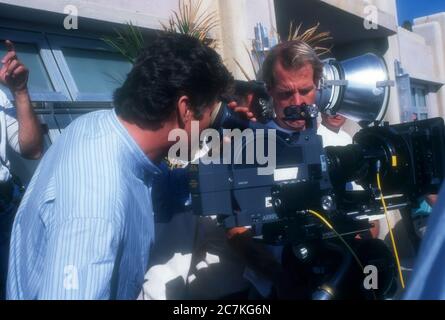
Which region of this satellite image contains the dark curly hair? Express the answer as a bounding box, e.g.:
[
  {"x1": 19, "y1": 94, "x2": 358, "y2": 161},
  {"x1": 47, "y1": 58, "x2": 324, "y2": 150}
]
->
[{"x1": 114, "y1": 33, "x2": 233, "y2": 128}]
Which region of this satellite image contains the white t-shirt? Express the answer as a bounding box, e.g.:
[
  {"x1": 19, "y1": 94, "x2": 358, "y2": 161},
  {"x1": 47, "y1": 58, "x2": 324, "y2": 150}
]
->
[
  {"x1": 317, "y1": 123, "x2": 353, "y2": 148},
  {"x1": 0, "y1": 89, "x2": 21, "y2": 182}
]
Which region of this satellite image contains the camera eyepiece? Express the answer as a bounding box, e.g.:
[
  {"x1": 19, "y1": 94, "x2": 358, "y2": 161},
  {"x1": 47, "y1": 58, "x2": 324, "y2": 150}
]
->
[{"x1": 283, "y1": 104, "x2": 319, "y2": 121}]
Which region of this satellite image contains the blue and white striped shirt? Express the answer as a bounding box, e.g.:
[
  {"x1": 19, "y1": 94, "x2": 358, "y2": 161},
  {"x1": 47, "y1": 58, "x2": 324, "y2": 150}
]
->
[{"x1": 7, "y1": 109, "x2": 161, "y2": 300}]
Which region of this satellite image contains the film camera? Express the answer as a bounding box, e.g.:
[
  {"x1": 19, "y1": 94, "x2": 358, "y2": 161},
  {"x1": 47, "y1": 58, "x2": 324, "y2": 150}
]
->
[{"x1": 188, "y1": 53, "x2": 445, "y2": 299}]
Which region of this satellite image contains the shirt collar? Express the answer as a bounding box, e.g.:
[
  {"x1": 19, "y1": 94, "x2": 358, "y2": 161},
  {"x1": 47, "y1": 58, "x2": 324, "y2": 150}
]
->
[{"x1": 109, "y1": 109, "x2": 162, "y2": 177}]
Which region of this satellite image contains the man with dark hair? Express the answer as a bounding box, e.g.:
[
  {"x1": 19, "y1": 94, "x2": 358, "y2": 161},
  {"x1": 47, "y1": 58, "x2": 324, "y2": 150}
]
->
[{"x1": 7, "y1": 33, "x2": 233, "y2": 300}]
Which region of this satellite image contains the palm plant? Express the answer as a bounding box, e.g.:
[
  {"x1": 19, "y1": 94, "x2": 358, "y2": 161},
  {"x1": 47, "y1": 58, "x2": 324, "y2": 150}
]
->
[
  {"x1": 102, "y1": 0, "x2": 218, "y2": 64},
  {"x1": 161, "y1": 0, "x2": 218, "y2": 49},
  {"x1": 102, "y1": 22, "x2": 145, "y2": 64}
]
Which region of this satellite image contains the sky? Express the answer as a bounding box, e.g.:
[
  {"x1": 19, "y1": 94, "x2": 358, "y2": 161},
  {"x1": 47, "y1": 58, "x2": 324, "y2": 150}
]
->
[{"x1": 397, "y1": 0, "x2": 445, "y2": 25}]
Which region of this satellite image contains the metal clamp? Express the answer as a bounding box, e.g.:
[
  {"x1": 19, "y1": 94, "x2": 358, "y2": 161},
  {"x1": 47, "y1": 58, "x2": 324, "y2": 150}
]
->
[
  {"x1": 376, "y1": 80, "x2": 395, "y2": 88},
  {"x1": 320, "y1": 79, "x2": 349, "y2": 87}
]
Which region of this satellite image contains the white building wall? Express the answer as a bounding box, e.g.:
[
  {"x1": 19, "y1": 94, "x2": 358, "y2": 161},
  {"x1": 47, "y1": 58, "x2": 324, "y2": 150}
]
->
[
  {"x1": 414, "y1": 14, "x2": 445, "y2": 118},
  {"x1": 0, "y1": 0, "x2": 175, "y2": 28},
  {"x1": 245, "y1": 0, "x2": 276, "y2": 40},
  {"x1": 217, "y1": 0, "x2": 251, "y2": 79},
  {"x1": 398, "y1": 27, "x2": 437, "y2": 82},
  {"x1": 217, "y1": 0, "x2": 277, "y2": 80},
  {"x1": 415, "y1": 13, "x2": 445, "y2": 61}
]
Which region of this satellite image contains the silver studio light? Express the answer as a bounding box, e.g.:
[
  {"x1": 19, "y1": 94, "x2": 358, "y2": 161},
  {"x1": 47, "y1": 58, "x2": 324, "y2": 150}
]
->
[{"x1": 317, "y1": 53, "x2": 394, "y2": 127}]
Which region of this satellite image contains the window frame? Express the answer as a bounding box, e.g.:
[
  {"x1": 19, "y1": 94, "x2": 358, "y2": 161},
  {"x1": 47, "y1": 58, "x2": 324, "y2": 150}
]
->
[
  {"x1": 47, "y1": 34, "x2": 131, "y2": 102},
  {"x1": 411, "y1": 82, "x2": 430, "y2": 119}
]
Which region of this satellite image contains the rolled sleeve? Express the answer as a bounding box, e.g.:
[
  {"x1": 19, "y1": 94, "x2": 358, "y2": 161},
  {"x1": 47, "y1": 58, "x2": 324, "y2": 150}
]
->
[{"x1": 2, "y1": 95, "x2": 21, "y2": 154}]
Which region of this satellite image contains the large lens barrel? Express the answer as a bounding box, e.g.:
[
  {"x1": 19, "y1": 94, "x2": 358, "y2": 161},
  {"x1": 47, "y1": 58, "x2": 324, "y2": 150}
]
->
[
  {"x1": 324, "y1": 144, "x2": 383, "y2": 189},
  {"x1": 324, "y1": 131, "x2": 409, "y2": 192},
  {"x1": 325, "y1": 118, "x2": 445, "y2": 198}
]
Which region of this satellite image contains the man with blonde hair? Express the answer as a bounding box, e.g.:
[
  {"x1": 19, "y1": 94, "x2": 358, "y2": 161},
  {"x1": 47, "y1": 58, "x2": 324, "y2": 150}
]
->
[
  {"x1": 261, "y1": 40, "x2": 324, "y2": 132},
  {"x1": 228, "y1": 40, "x2": 327, "y2": 298},
  {"x1": 232, "y1": 40, "x2": 324, "y2": 131}
]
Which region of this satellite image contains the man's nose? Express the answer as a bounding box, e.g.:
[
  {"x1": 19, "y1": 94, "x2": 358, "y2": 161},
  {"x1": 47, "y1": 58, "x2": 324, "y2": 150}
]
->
[{"x1": 291, "y1": 93, "x2": 305, "y2": 106}]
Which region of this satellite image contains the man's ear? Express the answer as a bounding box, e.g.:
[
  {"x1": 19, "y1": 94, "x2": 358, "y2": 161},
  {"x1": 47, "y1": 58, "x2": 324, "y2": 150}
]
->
[{"x1": 176, "y1": 95, "x2": 193, "y2": 128}]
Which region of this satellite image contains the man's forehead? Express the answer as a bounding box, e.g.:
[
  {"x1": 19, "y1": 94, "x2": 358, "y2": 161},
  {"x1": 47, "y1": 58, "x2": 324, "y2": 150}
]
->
[{"x1": 273, "y1": 61, "x2": 315, "y2": 88}]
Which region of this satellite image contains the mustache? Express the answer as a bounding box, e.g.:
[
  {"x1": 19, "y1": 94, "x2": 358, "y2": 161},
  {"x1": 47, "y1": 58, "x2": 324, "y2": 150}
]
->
[{"x1": 282, "y1": 104, "x2": 313, "y2": 121}]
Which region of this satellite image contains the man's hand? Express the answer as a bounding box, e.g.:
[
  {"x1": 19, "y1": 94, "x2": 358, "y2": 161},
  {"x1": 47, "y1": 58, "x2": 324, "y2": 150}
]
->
[
  {"x1": 0, "y1": 40, "x2": 29, "y2": 94},
  {"x1": 0, "y1": 40, "x2": 43, "y2": 160},
  {"x1": 227, "y1": 93, "x2": 257, "y2": 122}
]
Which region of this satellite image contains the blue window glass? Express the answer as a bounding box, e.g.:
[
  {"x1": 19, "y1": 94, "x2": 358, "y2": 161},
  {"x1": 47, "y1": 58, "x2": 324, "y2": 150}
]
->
[{"x1": 61, "y1": 47, "x2": 131, "y2": 94}]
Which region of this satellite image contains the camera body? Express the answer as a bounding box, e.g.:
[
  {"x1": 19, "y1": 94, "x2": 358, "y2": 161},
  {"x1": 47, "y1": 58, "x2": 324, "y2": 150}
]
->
[
  {"x1": 189, "y1": 117, "x2": 336, "y2": 243},
  {"x1": 189, "y1": 103, "x2": 445, "y2": 245}
]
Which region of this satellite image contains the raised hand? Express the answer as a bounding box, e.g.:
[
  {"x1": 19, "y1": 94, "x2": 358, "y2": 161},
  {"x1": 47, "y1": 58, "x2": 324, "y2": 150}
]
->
[
  {"x1": 0, "y1": 40, "x2": 29, "y2": 94},
  {"x1": 227, "y1": 92, "x2": 257, "y2": 122}
]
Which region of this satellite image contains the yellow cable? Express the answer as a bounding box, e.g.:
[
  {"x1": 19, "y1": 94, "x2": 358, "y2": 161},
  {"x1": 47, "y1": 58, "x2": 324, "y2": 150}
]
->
[
  {"x1": 307, "y1": 209, "x2": 377, "y2": 300},
  {"x1": 307, "y1": 210, "x2": 364, "y2": 271},
  {"x1": 376, "y1": 172, "x2": 406, "y2": 289}
]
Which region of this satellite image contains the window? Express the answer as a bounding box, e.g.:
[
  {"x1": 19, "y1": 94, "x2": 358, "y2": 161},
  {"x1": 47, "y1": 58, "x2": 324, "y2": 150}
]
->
[
  {"x1": 47, "y1": 35, "x2": 132, "y2": 102},
  {"x1": 410, "y1": 84, "x2": 429, "y2": 121},
  {"x1": 0, "y1": 28, "x2": 71, "y2": 101},
  {"x1": 0, "y1": 29, "x2": 132, "y2": 103}
]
